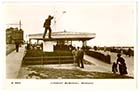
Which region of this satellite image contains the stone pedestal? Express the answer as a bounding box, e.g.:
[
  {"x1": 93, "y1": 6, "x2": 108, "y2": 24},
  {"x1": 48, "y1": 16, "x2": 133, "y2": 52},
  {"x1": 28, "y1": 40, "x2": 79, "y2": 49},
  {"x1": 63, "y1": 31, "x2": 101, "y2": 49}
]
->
[{"x1": 43, "y1": 41, "x2": 55, "y2": 52}]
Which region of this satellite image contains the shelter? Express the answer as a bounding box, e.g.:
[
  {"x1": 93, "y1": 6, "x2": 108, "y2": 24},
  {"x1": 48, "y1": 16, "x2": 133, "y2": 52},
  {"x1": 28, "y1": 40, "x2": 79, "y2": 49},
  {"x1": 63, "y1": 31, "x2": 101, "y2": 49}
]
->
[{"x1": 28, "y1": 31, "x2": 96, "y2": 52}]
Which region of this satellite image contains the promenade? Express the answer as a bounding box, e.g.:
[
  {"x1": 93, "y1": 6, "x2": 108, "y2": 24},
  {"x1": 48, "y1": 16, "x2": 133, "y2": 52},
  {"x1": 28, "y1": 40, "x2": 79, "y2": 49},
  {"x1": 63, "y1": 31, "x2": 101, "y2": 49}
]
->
[
  {"x1": 6, "y1": 46, "x2": 134, "y2": 79},
  {"x1": 6, "y1": 45, "x2": 26, "y2": 79},
  {"x1": 86, "y1": 49, "x2": 134, "y2": 77}
]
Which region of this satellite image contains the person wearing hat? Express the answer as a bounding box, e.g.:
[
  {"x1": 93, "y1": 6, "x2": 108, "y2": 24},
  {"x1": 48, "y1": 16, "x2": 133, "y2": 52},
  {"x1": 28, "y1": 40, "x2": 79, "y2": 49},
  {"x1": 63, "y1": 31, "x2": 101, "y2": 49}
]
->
[
  {"x1": 77, "y1": 47, "x2": 84, "y2": 68},
  {"x1": 116, "y1": 53, "x2": 128, "y2": 75},
  {"x1": 43, "y1": 15, "x2": 54, "y2": 39}
]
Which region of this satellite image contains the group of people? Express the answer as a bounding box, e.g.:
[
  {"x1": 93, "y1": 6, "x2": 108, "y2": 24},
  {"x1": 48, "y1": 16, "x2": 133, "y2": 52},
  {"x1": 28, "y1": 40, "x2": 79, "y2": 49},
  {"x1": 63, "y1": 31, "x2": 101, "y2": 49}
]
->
[
  {"x1": 72, "y1": 47, "x2": 84, "y2": 68},
  {"x1": 112, "y1": 53, "x2": 128, "y2": 75}
]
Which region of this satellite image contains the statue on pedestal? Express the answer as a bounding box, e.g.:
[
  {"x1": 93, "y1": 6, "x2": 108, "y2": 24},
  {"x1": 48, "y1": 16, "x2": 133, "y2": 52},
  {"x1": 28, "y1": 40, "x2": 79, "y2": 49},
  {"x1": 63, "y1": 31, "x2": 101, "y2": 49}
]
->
[{"x1": 43, "y1": 15, "x2": 54, "y2": 39}]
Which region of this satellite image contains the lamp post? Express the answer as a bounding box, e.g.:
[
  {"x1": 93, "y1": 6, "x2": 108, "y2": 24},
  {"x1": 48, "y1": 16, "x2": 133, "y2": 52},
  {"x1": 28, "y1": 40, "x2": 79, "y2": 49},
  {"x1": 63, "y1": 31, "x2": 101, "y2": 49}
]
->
[{"x1": 53, "y1": 10, "x2": 66, "y2": 32}]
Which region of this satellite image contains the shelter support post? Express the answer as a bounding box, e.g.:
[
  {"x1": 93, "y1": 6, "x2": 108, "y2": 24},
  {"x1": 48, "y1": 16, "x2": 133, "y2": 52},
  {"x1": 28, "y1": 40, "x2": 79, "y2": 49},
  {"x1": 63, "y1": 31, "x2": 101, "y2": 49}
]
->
[
  {"x1": 82, "y1": 40, "x2": 87, "y2": 48},
  {"x1": 37, "y1": 40, "x2": 39, "y2": 44}
]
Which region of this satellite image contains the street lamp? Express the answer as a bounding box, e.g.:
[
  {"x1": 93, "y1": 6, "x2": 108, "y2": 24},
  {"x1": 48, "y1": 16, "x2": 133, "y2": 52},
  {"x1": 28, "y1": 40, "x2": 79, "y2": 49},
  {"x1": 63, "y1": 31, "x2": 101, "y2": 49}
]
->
[{"x1": 53, "y1": 10, "x2": 66, "y2": 31}]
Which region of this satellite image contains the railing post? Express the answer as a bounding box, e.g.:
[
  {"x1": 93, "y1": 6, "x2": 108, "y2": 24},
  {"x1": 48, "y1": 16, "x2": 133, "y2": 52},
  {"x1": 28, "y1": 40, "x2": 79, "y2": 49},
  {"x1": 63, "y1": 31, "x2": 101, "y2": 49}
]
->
[
  {"x1": 40, "y1": 55, "x2": 43, "y2": 68},
  {"x1": 59, "y1": 55, "x2": 61, "y2": 65}
]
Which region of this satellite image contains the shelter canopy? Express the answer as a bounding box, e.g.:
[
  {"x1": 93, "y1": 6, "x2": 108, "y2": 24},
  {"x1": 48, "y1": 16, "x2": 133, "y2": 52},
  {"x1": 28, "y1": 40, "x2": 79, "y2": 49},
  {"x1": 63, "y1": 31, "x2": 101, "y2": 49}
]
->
[{"x1": 28, "y1": 31, "x2": 96, "y2": 41}]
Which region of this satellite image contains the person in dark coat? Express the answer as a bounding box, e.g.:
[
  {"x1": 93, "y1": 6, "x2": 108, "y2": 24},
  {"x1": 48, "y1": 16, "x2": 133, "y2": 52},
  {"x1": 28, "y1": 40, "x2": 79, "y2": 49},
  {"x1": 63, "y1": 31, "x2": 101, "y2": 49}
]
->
[
  {"x1": 72, "y1": 47, "x2": 77, "y2": 65},
  {"x1": 117, "y1": 53, "x2": 128, "y2": 75},
  {"x1": 15, "y1": 41, "x2": 20, "y2": 52},
  {"x1": 43, "y1": 15, "x2": 54, "y2": 39},
  {"x1": 77, "y1": 48, "x2": 84, "y2": 68},
  {"x1": 112, "y1": 62, "x2": 118, "y2": 74},
  {"x1": 75, "y1": 47, "x2": 80, "y2": 67},
  {"x1": 127, "y1": 48, "x2": 132, "y2": 57}
]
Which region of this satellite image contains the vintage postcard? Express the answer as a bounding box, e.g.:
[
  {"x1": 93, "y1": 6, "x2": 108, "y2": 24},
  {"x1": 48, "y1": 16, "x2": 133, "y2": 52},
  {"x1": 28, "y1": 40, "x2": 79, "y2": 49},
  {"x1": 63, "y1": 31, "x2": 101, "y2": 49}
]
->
[{"x1": 1, "y1": 0, "x2": 138, "y2": 91}]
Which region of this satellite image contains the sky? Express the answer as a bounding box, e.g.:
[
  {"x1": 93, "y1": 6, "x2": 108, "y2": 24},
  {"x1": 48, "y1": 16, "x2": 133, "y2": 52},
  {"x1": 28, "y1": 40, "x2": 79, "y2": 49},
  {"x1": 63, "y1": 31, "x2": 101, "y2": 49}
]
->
[{"x1": 2, "y1": 1, "x2": 136, "y2": 47}]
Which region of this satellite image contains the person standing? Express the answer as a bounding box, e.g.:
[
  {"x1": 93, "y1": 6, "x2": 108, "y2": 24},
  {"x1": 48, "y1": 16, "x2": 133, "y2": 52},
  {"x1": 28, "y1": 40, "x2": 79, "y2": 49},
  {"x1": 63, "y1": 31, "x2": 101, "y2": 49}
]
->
[
  {"x1": 15, "y1": 41, "x2": 20, "y2": 52},
  {"x1": 72, "y1": 47, "x2": 77, "y2": 65},
  {"x1": 77, "y1": 48, "x2": 84, "y2": 68},
  {"x1": 116, "y1": 53, "x2": 128, "y2": 75},
  {"x1": 76, "y1": 47, "x2": 80, "y2": 67},
  {"x1": 127, "y1": 48, "x2": 132, "y2": 57},
  {"x1": 112, "y1": 62, "x2": 118, "y2": 74},
  {"x1": 43, "y1": 15, "x2": 54, "y2": 39}
]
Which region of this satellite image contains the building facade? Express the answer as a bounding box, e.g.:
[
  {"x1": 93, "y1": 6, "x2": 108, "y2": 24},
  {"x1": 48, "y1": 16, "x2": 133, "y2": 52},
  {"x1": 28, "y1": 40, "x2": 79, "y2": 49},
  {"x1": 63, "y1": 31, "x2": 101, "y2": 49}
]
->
[{"x1": 6, "y1": 27, "x2": 24, "y2": 44}]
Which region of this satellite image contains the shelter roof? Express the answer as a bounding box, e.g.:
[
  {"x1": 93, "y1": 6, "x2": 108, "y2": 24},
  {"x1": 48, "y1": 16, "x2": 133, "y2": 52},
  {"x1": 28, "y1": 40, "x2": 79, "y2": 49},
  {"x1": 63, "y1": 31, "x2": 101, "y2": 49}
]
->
[{"x1": 29, "y1": 31, "x2": 96, "y2": 41}]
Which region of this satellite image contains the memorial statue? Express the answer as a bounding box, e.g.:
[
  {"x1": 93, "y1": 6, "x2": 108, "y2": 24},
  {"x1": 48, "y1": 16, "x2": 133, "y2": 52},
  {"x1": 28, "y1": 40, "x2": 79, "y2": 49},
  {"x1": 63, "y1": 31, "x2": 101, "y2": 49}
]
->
[{"x1": 43, "y1": 15, "x2": 54, "y2": 39}]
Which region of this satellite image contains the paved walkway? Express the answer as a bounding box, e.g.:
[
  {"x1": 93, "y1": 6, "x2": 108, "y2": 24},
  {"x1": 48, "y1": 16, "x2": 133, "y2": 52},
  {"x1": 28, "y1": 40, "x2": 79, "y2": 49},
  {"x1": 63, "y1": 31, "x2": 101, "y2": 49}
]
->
[
  {"x1": 83, "y1": 55, "x2": 112, "y2": 73},
  {"x1": 84, "y1": 53, "x2": 134, "y2": 77},
  {"x1": 42, "y1": 54, "x2": 133, "y2": 77},
  {"x1": 6, "y1": 45, "x2": 26, "y2": 79}
]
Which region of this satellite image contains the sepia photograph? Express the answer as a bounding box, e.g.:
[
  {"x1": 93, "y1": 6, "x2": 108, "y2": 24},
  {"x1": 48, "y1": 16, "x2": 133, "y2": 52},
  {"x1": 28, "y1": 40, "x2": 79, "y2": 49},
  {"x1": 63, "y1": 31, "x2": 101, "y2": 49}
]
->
[{"x1": 2, "y1": 0, "x2": 138, "y2": 90}]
